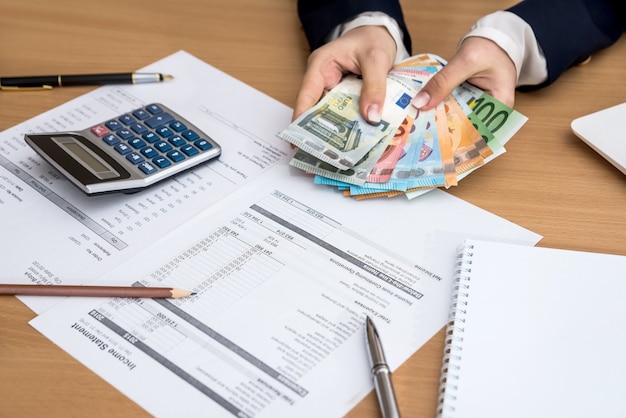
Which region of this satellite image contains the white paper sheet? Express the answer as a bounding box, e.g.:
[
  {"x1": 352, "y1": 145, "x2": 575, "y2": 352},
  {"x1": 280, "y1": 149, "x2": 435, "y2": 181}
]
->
[
  {"x1": 0, "y1": 51, "x2": 294, "y2": 313},
  {"x1": 9, "y1": 50, "x2": 542, "y2": 417},
  {"x1": 31, "y1": 166, "x2": 541, "y2": 417},
  {"x1": 438, "y1": 240, "x2": 626, "y2": 418}
]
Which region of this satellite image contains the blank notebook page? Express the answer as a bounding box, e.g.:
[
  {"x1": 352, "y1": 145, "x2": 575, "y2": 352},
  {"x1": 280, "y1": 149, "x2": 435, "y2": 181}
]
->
[{"x1": 437, "y1": 239, "x2": 626, "y2": 418}]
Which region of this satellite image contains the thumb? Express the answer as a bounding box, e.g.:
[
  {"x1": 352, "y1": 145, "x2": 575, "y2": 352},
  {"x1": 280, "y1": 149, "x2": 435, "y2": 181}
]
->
[
  {"x1": 359, "y1": 62, "x2": 391, "y2": 124},
  {"x1": 411, "y1": 63, "x2": 467, "y2": 111},
  {"x1": 360, "y1": 83, "x2": 385, "y2": 124}
]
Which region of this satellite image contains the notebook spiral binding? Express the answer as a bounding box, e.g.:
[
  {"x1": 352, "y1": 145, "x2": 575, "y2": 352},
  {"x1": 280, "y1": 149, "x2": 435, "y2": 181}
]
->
[{"x1": 436, "y1": 242, "x2": 473, "y2": 418}]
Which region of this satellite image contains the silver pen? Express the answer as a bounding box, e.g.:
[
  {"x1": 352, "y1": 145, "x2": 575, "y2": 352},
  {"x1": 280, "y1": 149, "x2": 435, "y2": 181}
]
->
[{"x1": 365, "y1": 316, "x2": 401, "y2": 418}]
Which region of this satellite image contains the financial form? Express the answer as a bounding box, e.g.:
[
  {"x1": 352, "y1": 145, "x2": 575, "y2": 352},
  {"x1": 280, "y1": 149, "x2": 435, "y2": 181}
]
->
[
  {"x1": 2, "y1": 50, "x2": 542, "y2": 417},
  {"x1": 0, "y1": 51, "x2": 293, "y2": 313},
  {"x1": 32, "y1": 161, "x2": 541, "y2": 417}
]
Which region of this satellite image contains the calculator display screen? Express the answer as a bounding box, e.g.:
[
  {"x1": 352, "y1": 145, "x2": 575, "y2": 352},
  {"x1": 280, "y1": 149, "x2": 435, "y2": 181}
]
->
[
  {"x1": 55, "y1": 136, "x2": 119, "y2": 179},
  {"x1": 62, "y1": 141, "x2": 111, "y2": 172}
]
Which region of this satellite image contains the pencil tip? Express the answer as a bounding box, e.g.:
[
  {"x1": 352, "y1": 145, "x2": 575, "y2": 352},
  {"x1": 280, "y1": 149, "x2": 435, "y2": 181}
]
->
[{"x1": 170, "y1": 288, "x2": 195, "y2": 298}]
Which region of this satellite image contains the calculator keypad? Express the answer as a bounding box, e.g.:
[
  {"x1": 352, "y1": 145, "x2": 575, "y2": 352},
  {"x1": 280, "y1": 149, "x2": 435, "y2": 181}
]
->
[
  {"x1": 91, "y1": 103, "x2": 215, "y2": 176},
  {"x1": 24, "y1": 102, "x2": 221, "y2": 195}
]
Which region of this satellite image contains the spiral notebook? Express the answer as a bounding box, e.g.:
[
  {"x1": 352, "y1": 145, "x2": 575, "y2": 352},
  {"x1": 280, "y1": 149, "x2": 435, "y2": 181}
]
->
[{"x1": 437, "y1": 239, "x2": 626, "y2": 418}]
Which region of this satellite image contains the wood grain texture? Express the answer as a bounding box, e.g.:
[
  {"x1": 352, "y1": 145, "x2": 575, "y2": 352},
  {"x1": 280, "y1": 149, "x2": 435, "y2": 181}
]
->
[{"x1": 1, "y1": 0, "x2": 624, "y2": 416}]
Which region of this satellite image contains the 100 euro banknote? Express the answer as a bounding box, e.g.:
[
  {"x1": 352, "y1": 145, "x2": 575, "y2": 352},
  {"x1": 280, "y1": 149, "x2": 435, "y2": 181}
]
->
[{"x1": 454, "y1": 82, "x2": 528, "y2": 148}]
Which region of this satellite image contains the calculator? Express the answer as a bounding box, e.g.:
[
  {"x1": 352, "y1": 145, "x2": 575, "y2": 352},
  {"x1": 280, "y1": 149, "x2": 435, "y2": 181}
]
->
[{"x1": 24, "y1": 103, "x2": 222, "y2": 195}]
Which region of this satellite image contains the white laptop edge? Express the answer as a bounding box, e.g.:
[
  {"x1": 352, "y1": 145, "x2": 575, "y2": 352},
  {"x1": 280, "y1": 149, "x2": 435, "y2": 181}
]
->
[{"x1": 571, "y1": 101, "x2": 626, "y2": 175}]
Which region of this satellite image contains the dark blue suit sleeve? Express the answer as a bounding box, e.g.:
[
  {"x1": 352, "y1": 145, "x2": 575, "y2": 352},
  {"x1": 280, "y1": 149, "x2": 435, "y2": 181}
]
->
[
  {"x1": 508, "y1": 0, "x2": 626, "y2": 89},
  {"x1": 297, "y1": 0, "x2": 412, "y2": 55}
]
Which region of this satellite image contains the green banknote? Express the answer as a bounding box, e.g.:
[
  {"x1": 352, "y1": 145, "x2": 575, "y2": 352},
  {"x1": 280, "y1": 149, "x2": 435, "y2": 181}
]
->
[{"x1": 453, "y1": 82, "x2": 528, "y2": 147}]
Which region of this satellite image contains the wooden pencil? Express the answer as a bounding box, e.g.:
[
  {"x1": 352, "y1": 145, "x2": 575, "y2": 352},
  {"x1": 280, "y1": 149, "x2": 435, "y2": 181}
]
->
[{"x1": 0, "y1": 284, "x2": 194, "y2": 299}]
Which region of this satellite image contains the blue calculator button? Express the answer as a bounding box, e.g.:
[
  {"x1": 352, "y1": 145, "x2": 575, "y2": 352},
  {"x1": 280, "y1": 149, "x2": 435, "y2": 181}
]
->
[
  {"x1": 182, "y1": 129, "x2": 200, "y2": 141},
  {"x1": 152, "y1": 156, "x2": 171, "y2": 168},
  {"x1": 128, "y1": 137, "x2": 147, "y2": 149},
  {"x1": 130, "y1": 123, "x2": 148, "y2": 134},
  {"x1": 83, "y1": 104, "x2": 219, "y2": 192},
  {"x1": 142, "y1": 132, "x2": 159, "y2": 143},
  {"x1": 146, "y1": 104, "x2": 164, "y2": 115},
  {"x1": 194, "y1": 139, "x2": 213, "y2": 150},
  {"x1": 119, "y1": 114, "x2": 136, "y2": 125},
  {"x1": 126, "y1": 152, "x2": 145, "y2": 165},
  {"x1": 166, "y1": 150, "x2": 185, "y2": 162},
  {"x1": 180, "y1": 144, "x2": 199, "y2": 156},
  {"x1": 168, "y1": 135, "x2": 186, "y2": 147},
  {"x1": 170, "y1": 121, "x2": 187, "y2": 132},
  {"x1": 156, "y1": 126, "x2": 174, "y2": 138},
  {"x1": 116, "y1": 129, "x2": 134, "y2": 140},
  {"x1": 145, "y1": 113, "x2": 175, "y2": 129},
  {"x1": 154, "y1": 141, "x2": 173, "y2": 153},
  {"x1": 141, "y1": 147, "x2": 159, "y2": 158},
  {"x1": 102, "y1": 134, "x2": 120, "y2": 146},
  {"x1": 132, "y1": 109, "x2": 150, "y2": 120},
  {"x1": 114, "y1": 143, "x2": 132, "y2": 155},
  {"x1": 105, "y1": 120, "x2": 123, "y2": 131},
  {"x1": 138, "y1": 161, "x2": 157, "y2": 175}
]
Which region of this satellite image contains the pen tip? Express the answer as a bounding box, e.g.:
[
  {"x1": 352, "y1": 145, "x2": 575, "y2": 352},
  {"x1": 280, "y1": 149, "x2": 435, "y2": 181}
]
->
[{"x1": 162, "y1": 74, "x2": 174, "y2": 81}]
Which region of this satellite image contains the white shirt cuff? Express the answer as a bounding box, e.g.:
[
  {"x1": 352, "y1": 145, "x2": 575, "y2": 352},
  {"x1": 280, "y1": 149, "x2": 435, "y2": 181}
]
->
[
  {"x1": 326, "y1": 12, "x2": 410, "y2": 63},
  {"x1": 460, "y1": 11, "x2": 548, "y2": 87}
]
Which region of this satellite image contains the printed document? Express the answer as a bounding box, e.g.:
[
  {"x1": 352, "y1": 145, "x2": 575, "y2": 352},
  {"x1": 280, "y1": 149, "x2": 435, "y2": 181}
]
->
[
  {"x1": 1, "y1": 50, "x2": 542, "y2": 417},
  {"x1": 32, "y1": 164, "x2": 540, "y2": 417},
  {"x1": 0, "y1": 51, "x2": 293, "y2": 313}
]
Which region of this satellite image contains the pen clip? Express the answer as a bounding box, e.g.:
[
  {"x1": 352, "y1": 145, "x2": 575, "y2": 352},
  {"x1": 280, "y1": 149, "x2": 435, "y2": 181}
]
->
[{"x1": 0, "y1": 84, "x2": 54, "y2": 91}]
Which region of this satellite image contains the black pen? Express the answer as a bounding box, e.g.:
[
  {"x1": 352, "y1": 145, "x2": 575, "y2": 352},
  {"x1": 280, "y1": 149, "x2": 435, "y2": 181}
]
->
[
  {"x1": 0, "y1": 72, "x2": 174, "y2": 90},
  {"x1": 365, "y1": 316, "x2": 401, "y2": 418}
]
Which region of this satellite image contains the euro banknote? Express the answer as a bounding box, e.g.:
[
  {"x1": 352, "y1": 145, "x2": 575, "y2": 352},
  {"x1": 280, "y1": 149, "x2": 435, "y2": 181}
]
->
[
  {"x1": 278, "y1": 75, "x2": 419, "y2": 170},
  {"x1": 282, "y1": 53, "x2": 527, "y2": 200}
]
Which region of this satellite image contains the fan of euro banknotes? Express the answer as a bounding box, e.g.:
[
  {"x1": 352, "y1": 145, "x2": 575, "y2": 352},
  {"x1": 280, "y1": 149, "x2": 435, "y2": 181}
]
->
[{"x1": 279, "y1": 53, "x2": 527, "y2": 200}]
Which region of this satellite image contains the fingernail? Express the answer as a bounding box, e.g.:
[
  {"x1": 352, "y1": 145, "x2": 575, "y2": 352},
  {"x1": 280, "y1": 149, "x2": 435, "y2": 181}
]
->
[
  {"x1": 411, "y1": 91, "x2": 430, "y2": 109},
  {"x1": 367, "y1": 104, "x2": 382, "y2": 124}
]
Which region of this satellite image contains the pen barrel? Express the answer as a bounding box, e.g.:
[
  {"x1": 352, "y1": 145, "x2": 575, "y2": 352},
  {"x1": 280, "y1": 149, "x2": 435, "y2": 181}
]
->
[
  {"x1": 59, "y1": 73, "x2": 163, "y2": 85},
  {"x1": 0, "y1": 75, "x2": 61, "y2": 88},
  {"x1": 372, "y1": 366, "x2": 401, "y2": 418},
  {"x1": 1, "y1": 73, "x2": 164, "y2": 88},
  {"x1": 61, "y1": 73, "x2": 134, "y2": 86}
]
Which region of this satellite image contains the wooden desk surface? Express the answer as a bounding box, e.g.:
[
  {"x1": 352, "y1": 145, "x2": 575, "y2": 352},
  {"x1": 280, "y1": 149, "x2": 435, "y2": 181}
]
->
[{"x1": 1, "y1": 0, "x2": 625, "y2": 417}]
